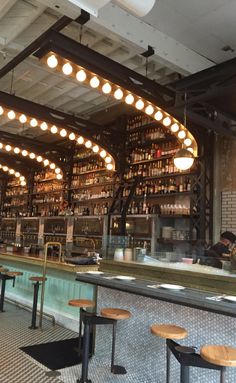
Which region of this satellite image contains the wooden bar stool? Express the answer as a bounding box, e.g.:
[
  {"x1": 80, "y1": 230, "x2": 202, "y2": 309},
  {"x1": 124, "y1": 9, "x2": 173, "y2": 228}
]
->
[
  {"x1": 68, "y1": 299, "x2": 95, "y2": 355},
  {"x1": 100, "y1": 307, "x2": 132, "y2": 374},
  {"x1": 29, "y1": 276, "x2": 47, "y2": 329},
  {"x1": 151, "y1": 324, "x2": 188, "y2": 383},
  {"x1": 200, "y1": 345, "x2": 236, "y2": 383}
]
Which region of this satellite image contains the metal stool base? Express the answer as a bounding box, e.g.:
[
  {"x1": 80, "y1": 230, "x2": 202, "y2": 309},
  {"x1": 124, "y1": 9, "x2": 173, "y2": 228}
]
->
[{"x1": 111, "y1": 365, "x2": 127, "y2": 374}]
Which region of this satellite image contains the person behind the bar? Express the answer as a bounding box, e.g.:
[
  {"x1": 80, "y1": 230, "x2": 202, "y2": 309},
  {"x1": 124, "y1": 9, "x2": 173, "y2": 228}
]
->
[{"x1": 206, "y1": 231, "x2": 236, "y2": 258}]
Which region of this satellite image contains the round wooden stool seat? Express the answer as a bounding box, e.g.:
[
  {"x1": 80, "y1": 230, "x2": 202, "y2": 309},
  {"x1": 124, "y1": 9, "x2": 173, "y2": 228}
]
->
[
  {"x1": 150, "y1": 324, "x2": 188, "y2": 340},
  {"x1": 5, "y1": 271, "x2": 23, "y2": 277},
  {"x1": 68, "y1": 299, "x2": 95, "y2": 309},
  {"x1": 0, "y1": 268, "x2": 9, "y2": 273},
  {"x1": 100, "y1": 308, "x2": 132, "y2": 320},
  {"x1": 29, "y1": 276, "x2": 47, "y2": 282},
  {"x1": 200, "y1": 345, "x2": 236, "y2": 367}
]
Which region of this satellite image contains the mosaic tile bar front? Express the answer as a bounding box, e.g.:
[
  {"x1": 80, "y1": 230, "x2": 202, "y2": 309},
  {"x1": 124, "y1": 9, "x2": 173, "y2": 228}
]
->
[{"x1": 95, "y1": 286, "x2": 236, "y2": 383}]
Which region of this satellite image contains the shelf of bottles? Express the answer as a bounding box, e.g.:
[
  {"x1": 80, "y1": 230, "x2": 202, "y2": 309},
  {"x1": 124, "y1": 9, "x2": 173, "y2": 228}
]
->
[
  {"x1": 21, "y1": 218, "x2": 39, "y2": 246},
  {"x1": 44, "y1": 217, "x2": 67, "y2": 244},
  {"x1": 125, "y1": 113, "x2": 197, "y2": 207},
  {"x1": 32, "y1": 170, "x2": 65, "y2": 217},
  {"x1": 2, "y1": 179, "x2": 28, "y2": 218},
  {"x1": 0, "y1": 218, "x2": 17, "y2": 243},
  {"x1": 71, "y1": 148, "x2": 115, "y2": 216}
]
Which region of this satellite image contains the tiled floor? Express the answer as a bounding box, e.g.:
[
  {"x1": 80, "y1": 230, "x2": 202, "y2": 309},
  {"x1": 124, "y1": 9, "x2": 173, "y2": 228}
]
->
[{"x1": 0, "y1": 303, "x2": 134, "y2": 383}]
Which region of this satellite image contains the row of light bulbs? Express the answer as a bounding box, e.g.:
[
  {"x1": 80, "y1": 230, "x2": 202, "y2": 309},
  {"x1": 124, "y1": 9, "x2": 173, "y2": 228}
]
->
[
  {"x1": 0, "y1": 163, "x2": 26, "y2": 186},
  {"x1": 0, "y1": 141, "x2": 63, "y2": 180},
  {"x1": 0, "y1": 105, "x2": 115, "y2": 171},
  {"x1": 45, "y1": 53, "x2": 196, "y2": 155}
]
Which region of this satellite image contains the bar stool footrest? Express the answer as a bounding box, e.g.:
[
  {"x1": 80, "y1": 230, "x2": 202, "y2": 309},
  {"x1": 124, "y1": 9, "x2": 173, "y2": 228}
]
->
[{"x1": 111, "y1": 365, "x2": 127, "y2": 375}]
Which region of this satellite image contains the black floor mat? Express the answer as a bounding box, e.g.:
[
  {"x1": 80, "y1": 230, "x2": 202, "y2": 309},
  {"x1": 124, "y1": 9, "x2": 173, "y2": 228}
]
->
[{"x1": 20, "y1": 337, "x2": 89, "y2": 370}]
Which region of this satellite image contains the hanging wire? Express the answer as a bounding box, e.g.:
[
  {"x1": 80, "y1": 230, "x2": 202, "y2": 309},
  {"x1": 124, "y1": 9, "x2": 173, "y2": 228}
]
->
[
  {"x1": 184, "y1": 91, "x2": 187, "y2": 128},
  {"x1": 79, "y1": 25, "x2": 83, "y2": 44},
  {"x1": 145, "y1": 57, "x2": 148, "y2": 77},
  {"x1": 10, "y1": 69, "x2": 14, "y2": 94}
]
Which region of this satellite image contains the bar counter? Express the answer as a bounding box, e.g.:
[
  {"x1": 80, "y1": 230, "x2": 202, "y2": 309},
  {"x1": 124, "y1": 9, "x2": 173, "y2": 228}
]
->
[
  {"x1": 75, "y1": 271, "x2": 236, "y2": 317},
  {"x1": 75, "y1": 269, "x2": 236, "y2": 383},
  {"x1": 0, "y1": 251, "x2": 97, "y2": 331}
]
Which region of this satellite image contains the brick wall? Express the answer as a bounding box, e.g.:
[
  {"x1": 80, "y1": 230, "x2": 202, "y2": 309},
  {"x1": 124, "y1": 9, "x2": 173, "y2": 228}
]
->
[{"x1": 221, "y1": 191, "x2": 236, "y2": 232}]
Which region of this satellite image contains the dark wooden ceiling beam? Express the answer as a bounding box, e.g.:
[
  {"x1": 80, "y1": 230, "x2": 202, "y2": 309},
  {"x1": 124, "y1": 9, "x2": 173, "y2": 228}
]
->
[
  {"x1": 34, "y1": 31, "x2": 175, "y2": 108},
  {"x1": 0, "y1": 129, "x2": 66, "y2": 157}
]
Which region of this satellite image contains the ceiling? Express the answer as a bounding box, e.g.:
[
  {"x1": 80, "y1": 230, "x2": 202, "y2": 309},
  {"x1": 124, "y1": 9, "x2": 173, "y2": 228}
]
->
[{"x1": 0, "y1": 0, "x2": 235, "y2": 172}]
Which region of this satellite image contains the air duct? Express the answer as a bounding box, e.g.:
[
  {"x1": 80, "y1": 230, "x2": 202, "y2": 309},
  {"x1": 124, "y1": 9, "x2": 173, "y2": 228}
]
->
[{"x1": 39, "y1": 0, "x2": 155, "y2": 18}]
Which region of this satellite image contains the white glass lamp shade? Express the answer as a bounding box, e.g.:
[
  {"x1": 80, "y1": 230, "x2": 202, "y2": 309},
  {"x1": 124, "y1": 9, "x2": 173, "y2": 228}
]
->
[{"x1": 174, "y1": 149, "x2": 194, "y2": 171}]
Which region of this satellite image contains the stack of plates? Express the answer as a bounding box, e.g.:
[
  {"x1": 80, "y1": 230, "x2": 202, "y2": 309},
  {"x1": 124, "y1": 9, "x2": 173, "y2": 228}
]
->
[
  {"x1": 115, "y1": 275, "x2": 136, "y2": 281},
  {"x1": 223, "y1": 296, "x2": 236, "y2": 302},
  {"x1": 159, "y1": 284, "x2": 185, "y2": 290}
]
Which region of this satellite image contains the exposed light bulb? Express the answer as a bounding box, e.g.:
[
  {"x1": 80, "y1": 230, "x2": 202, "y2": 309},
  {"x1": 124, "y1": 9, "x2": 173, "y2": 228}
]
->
[
  {"x1": 69, "y1": 132, "x2": 76, "y2": 141},
  {"x1": 56, "y1": 173, "x2": 63, "y2": 180},
  {"x1": 163, "y1": 116, "x2": 172, "y2": 126},
  {"x1": 19, "y1": 114, "x2": 27, "y2": 123},
  {"x1": 0, "y1": 106, "x2": 4, "y2": 115},
  {"x1": 21, "y1": 181, "x2": 26, "y2": 186},
  {"x1": 171, "y1": 123, "x2": 179, "y2": 133},
  {"x1": 14, "y1": 147, "x2": 20, "y2": 154},
  {"x1": 30, "y1": 118, "x2": 38, "y2": 127},
  {"x1": 135, "y1": 99, "x2": 145, "y2": 110},
  {"x1": 92, "y1": 145, "x2": 99, "y2": 153},
  {"x1": 9, "y1": 169, "x2": 15, "y2": 175},
  {"x1": 50, "y1": 162, "x2": 55, "y2": 169},
  {"x1": 3, "y1": 166, "x2": 8, "y2": 171},
  {"x1": 85, "y1": 140, "x2": 92, "y2": 148},
  {"x1": 77, "y1": 136, "x2": 84, "y2": 145},
  {"x1": 37, "y1": 156, "x2": 43, "y2": 162},
  {"x1": 55, "y1": 168, "x2": 61, "y2": 174},
  {"x1": 102, "y1": 82, "x2": 112, "y2": 94},
  {"x1": 100, "y1": 150, "x2": 106, "y2": 158},
  {"x1": 22, "y1": 150, "x2": 28, "y2": 156},
  {"x1": 90, "y1": 76, "x2": 100, "y2": 88},
  {"x1": 76, "y1": 69, "x2": 86, "y2": 82},
  {"x1": 29, "y1": 153, "x2": 36, "y2": 159},
  {"x1": 20, "y1": 176, "x2": 25, "y2": 181},
  {"x1": 47, "y1": 54, "x2": 58, "y2": 68},
  {"x1": 60, "y1": 129, "x2": 67, "y2": 137},
  {"x1": 105, "y1": 156, "x2": 112, "y2": 164},
  {"x1": 145, "y1": 105, "x2": 154, "y2": 115},
  {"x1": 43, "y1": 159, "x2": 49, "y2": 166},
  {"x1": 8, "y1": 110, "x2": 15, "y2": 120},
  {"x1": 114, "y1": 89, "x2": 123, "y2": 100},
  {"x1": 106, "y1": 163, "x2": 114, "y2": 171},
  {"x1": 154, "y1": 111, "x2": 163, "y2": 121},
  {"x1": 184, "y1": 138, "x2": 192, "y2": 147},
  {"x1": 0, "y1": 143, "x2": 2, "y2": 149},
  {"x1": 5, "y1": 145, "x2": 12, "y2": 152},
  {"x1": 62, "y1": 62, "x2": 73, "y2": 75},
  {"x1": 15, "y1": 172, "x2": 20, "y2": 177},
  {"x1": 187, "y1": 147, "x2": 194, "y2": 154},
  {"x1": 125, "y1": 94, "x2": 134, "y2": 105},
  {"x1": 50, "y1": 125, "x2": 58, "y2": 134},
  {"x1": 40, "y1": 122, "x2": 48, "y2": 131},
  {"x1": 178, "y1": 130, "x2": 186, "y2": 139}
]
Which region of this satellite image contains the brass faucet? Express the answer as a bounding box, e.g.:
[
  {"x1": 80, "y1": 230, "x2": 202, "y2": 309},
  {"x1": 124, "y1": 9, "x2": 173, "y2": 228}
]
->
[{"x1": 39, "y1": 242, "x2": 62, "y2": 329}]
